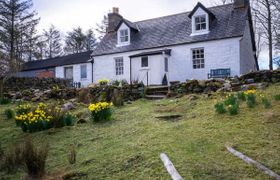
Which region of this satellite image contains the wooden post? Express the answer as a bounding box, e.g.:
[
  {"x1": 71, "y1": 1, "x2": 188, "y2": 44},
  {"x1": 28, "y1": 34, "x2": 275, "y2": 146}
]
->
[
  {"x1": 226, "y1": 146, "x2": 280, "y2": 180},
  {"x1": 160, "y1": 153, "x2": 183, "y2": 180}
]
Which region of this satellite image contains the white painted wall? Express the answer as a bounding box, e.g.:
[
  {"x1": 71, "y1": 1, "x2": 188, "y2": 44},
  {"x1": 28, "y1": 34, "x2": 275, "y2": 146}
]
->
[
  {"x1": 92, "y1": 37, "x2": 242, "y2": 85},
  {"x1": 55, "y1": 62, "x2": 92, "y2": 87},
  {"x1": 131, "y1": 55, "x2": 165, "y2": 85},
  {"x1": 240, "y1": 20, "x2": 257, "y2": 74}
]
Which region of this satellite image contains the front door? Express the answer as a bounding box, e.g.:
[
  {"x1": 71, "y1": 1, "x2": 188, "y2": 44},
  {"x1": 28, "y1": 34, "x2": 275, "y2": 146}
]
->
[{"x1": 64, "y1": 67, "x2": 73, "y2": 80}]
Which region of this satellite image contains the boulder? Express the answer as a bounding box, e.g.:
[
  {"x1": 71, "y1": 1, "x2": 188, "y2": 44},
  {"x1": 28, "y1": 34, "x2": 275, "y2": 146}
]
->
[{"x1": 62, "y1": 102, "x2": 75, "y2": 111}]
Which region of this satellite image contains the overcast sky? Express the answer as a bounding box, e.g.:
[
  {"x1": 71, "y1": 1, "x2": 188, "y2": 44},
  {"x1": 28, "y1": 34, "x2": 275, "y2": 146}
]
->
[{"x1": 32, "y1": 0, "x2": 269, "y2": 69}]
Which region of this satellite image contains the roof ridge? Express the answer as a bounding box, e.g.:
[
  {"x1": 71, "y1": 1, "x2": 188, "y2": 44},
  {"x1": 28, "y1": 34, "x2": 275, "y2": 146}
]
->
[
  {"x1": 134, "y1": 3, "x2": 233, "y2": 24},
  {"x1": 27, "y1": 51, "x2": 92, "y2": 62}
]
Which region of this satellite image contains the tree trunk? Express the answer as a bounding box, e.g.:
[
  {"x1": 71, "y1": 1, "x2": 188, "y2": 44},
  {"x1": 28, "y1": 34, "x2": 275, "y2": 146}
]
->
[
  {"x1": 0, "y1": 78, "x2": 4, "y2": 99},
  {"x1": 266, "y1": 0, "x2": 273, "y2": 70}
]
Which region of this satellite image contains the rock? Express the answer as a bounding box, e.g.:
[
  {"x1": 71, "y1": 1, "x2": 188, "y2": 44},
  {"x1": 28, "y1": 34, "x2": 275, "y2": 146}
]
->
[
  {"x1": 62, "y1": 102, "x2": 75, "y2": 111},
  {"x1": 245, "y1": 78, "x2": 255, "y2": 84},
  {"x1": 77, "y1": 119, "x2": 87, "y2": 124},
  {"x1": 188, "y1": 95, "x2": 198, "y2": 101},
  {"x1": 223, "y1": 82, "x2": 231, "y2": 89},
  {"x1": 126, "y1": 101, "x2": 133, "y2": 104},
  {"x1": 241, "y1": 83, "x2": 268, "y2": 91}
]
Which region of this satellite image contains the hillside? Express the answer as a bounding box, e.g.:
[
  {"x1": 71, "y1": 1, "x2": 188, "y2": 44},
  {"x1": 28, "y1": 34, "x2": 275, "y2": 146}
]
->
[{"x1": 0, "y1": 84, "x2": 280, "y2": 179}]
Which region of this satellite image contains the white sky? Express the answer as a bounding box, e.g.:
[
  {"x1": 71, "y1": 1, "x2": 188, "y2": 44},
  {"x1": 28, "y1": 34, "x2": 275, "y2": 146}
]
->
[{"x1": 33, "y1": 0, "x2": 270, "y2": 69}]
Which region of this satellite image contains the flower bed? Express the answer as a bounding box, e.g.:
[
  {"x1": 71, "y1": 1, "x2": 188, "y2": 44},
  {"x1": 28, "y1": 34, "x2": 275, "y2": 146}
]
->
[
  {"x1": 15, "y1": 103, "x2": 75, "y2": 133},
  {"x1": 88, "y1": 102, "x2": 113, "y2": 122}
]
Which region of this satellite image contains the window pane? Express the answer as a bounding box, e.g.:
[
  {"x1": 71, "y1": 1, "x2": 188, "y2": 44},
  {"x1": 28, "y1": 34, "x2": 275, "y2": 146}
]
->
[
  {"x1": 192, "y1": 48, "x2": 205, "y2": 69},
  {"x1": 141, "y1": 57, "x2": 148, "y2": 67},
  {"x1": 115, "y1": 58, "x2": 124, "y2": 75},
  {"x1": 80, "y1": 65, "x2": 87, "y2": 79}
]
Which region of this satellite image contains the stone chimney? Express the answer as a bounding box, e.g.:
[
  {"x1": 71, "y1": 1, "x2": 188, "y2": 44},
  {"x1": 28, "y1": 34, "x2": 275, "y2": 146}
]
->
[
  {"x1": 233, "y1": 0, "x2": 249, "y2": 9},
  {"x1": 107, "y1": 7, "x2": 123, "y2": 33}
]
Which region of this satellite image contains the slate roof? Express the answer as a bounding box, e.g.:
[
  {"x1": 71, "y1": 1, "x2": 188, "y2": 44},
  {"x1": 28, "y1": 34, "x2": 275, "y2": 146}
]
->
[
  {"x1": 21, "y1": 51, "x2": 93, "y2": 71},
  {"x1": 92, "y1": 3, "x2": 249, "y2": 57}
]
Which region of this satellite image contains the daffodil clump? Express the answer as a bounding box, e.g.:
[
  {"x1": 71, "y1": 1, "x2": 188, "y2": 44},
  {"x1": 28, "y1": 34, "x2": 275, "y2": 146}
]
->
[
  {"x1": 245, "y1": 90, "x2": 257, "y2": 108},
  {"x1": 88, "y1": 102, "x2": 113, "y2": 122},
  {"x1": 98, "y1": 79, "x2": 110, "y2": 86},
  {"x1": 15, "y1": 103, "x2": 53, "y2": 133}
]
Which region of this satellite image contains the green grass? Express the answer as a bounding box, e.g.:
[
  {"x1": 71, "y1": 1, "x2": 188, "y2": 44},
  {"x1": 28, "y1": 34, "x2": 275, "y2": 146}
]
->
[{"x1": 0, "y1": 84, "x2": 280, "y2": 179}]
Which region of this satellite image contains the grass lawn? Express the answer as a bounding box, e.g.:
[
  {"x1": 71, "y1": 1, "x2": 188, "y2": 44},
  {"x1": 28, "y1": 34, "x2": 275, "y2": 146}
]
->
[{"x1": 0, "y1": 84, "x2": 280, "y2": 179}]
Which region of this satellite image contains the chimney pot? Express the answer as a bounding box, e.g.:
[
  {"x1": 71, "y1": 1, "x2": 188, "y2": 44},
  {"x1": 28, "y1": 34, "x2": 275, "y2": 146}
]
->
[
  {"x1": 234, "y1": 0, "x2": 248, "y2": 9},
  {"x1": 113, "y1": 7, "x2": 119, "y2": 14}
]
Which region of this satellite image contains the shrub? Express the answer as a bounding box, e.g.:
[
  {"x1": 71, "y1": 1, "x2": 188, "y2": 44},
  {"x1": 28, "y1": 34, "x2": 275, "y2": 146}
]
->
[
  {"x1": 237, "y1": 92, "x2": 246, "y2": 101},
  {"x1": 224, "y1": 94, "x2": 237, "y2": 106},
  {"x1": 4, "y1": 108, "x2": 15, "y2": 120},
  {"x1": 22, "y1": 139, "x2": 49, "y2": 178},
  {"x1": 88, "y1": 102, "x2": 113, "y2": 122},
  {"x1": 214, "y1": 102, "x2": 227, "y2": 114},
  {"x1": 0, "y1": 98, "x2": 11, "y2": 105},
  {"x1": 228, "y1": 104, "x2": 239, "y2": 115},
  {"x1": 274, "y1": 94, "x2": 280, "y2": 101},
  {"x1": 2, "y1": 143, "x2": 24, "y2": 172},
  {"x1": 67, "y1": 145, "x2": 77, "y2": 165}
]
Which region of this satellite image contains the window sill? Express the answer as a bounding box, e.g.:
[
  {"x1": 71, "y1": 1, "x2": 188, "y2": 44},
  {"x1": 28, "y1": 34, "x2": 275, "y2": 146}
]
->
[
  {"x1": 117, "y1": 42, "x2": 130, "y2": 47},
  {"x1": 80, "y1": 78, "x2": 88, "y2": 81},
  {"x1": 140, "y1": 68, "x2": 150, "y2": 71},
  {"x1": 190, "y1": 30, "x2": 209, "y2": 36}
]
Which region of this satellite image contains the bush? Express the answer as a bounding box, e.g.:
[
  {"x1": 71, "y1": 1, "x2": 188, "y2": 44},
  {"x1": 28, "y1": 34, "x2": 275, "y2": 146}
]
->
[
  {"x1": 67, "y1": 145, "x2": 77, "y2": 165},
  {"x1": 214, "y1": 102, "x2": 227, "y2": 114},
  {"x1": 0, "y1": 98, "x2": 11, "y2": 105},
  {"x1": 22, "y1": 139, "x2": 49, "y2": 178},
  {"x1": 228, "y1": 104, "x2": 239, "y2": 115},
  {"x1": 224, "y1": 94, "x2": 237, "y2": 106},
  {"x1": 4, "y1": 109, "x2": 15, "y2": 120},
  {"x1": 274, "y1": 94, "x2": 280, "y2": 101},
  {"x1": 237, "y1": 92, "x2": 246, "y2": 101},
  {"x1": 98, "y1": 79, "x2": 109, "y2": 86},
  {"x1": 88, "y1": 102, "x2": 113, "y2": 122}
]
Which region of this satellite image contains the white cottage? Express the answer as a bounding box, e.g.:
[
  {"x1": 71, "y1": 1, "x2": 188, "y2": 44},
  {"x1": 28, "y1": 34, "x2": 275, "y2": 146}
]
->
[
  {"x1": 91, "y1": 0, "x2": 257, "y2": 86},
  {"x1": 19, "y1": 0, "x2": 257, "y2": 87}
]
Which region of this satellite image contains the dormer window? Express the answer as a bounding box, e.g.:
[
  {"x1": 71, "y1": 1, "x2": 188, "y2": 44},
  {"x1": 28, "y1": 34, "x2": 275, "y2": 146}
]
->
[
  {"x1": 195, "y1": 15, "x2": 207, "y2": 31},
  {"x1": 120, "y1": 29, "x2": 129, "y2": 43},
  {"x1": 188, "y1": 2, "x2": 215, "y2": 36}
]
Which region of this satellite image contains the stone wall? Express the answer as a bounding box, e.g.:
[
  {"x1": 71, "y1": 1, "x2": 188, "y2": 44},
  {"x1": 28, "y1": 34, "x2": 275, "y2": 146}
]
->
[
  {"x1": 3, "y1": 77, "x2": 71, "y2": 92},
  {"x1": 240, "y1": 70, "x2": 280, "y2": 83}
]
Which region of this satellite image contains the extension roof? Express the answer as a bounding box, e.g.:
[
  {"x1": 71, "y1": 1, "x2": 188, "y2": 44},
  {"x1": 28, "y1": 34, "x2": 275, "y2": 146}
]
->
[{"x1": 21, "y1": 51, "x2": 92, "y2": 71}]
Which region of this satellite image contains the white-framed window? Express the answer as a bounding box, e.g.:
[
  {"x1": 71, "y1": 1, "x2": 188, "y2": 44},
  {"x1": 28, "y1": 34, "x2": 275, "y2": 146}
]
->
[
  {"x1": 119, "y1": 29, "x2": 129, "y2": 43},
  {"x1": 80, "y1": 64, "x2": 87, "y2": 79},
  {"x1": 195, "y1": 15, "x2": 207, "y2": 31},
  {"x1": 141, "y1": 57, "x2": 148, "y2": 68},
  {"x1": 115, "y1": 57, "x2": 124, "y2": 75},
  {"x1": 192, "y1": 48, "x2": 205, "y2": 69}
]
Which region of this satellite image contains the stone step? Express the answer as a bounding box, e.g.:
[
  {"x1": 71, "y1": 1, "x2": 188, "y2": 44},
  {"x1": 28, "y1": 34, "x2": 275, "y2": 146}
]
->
[
  {"x1": 145, "y1": 90, "x2": 168, "y2": 96},
  {"x1": 145, "y1": 95, "x2": 167, "y2": 100}
]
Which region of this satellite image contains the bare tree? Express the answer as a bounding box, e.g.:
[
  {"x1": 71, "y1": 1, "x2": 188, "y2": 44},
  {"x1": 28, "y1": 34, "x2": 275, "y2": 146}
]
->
[
  {"x1": 96, "y1": 15, "x2": 108, "y2": 40},
  {"x1": 251, "y1": 0, "x2": 279, "y2": 70}
]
